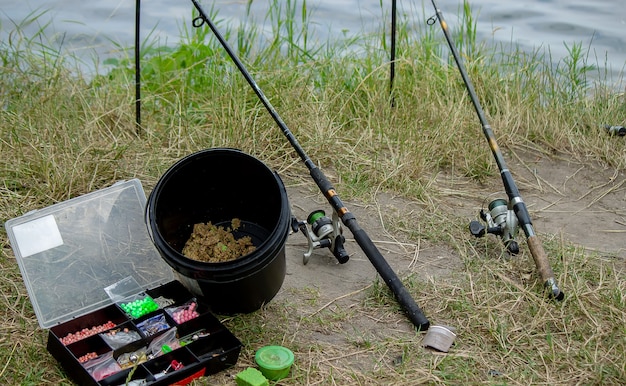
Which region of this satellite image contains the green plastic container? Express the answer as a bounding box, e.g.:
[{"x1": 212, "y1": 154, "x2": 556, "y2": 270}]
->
[{"x1": 255, "y1": 345, "x2": 294, "y2": 381}]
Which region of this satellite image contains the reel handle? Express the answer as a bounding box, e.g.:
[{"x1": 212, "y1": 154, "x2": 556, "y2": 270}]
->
[
  {"x1": 332, "y1": 234, "x2": 349, "y2": 264},
  {"x1": 469, "y1": 220, "x2": 485, "y2": 237}
]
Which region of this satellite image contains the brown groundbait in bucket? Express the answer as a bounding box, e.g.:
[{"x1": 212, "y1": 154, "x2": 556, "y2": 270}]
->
[
  {"x1": 182, "y1": 219, "x2": 256, "y2": 263},
  {"x1": 146, "y1": 148, "x2": 291, "y2": 314}
]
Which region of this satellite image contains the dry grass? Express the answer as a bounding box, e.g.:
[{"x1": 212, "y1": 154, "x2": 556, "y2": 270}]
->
[
  {"x1": 1, "y1": 5, "x2": 626, "y2": 385},
  {"x1": 186, "y1": 223, "x2": 626, "y2": 385}
]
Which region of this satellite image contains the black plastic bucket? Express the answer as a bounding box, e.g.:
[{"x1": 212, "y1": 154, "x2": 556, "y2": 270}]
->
[{"x1": 146, "y1": 148, "x2": 290, "y2": 314}]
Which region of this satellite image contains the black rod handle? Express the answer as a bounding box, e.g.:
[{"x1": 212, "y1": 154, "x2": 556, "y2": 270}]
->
[
  {"x1": 310, "y1": 168, "x2": 430, "y2": 330},
  {"x1": 347, "y1": 217, "x2": 430, "y2": 330}
]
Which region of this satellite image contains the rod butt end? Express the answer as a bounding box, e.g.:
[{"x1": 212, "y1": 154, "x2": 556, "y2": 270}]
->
[{"x1": 545, "y1": 278, "x2": 564, "y2": 301}]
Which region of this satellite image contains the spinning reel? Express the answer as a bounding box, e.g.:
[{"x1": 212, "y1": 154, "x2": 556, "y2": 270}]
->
[
  {"x1": 469, "y1": 198, "x2": 520, "y2": 255},
  {"x1": 291, "y1": 209, "x2": 349, "y2": 265}
]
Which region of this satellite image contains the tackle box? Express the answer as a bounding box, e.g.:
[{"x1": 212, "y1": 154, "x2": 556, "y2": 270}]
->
[{"x1": 5, "y1": 179, "x2": 242, "y2": 385}]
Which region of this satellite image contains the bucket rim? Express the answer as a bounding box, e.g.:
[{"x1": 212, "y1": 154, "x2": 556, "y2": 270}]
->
[{"x1": 146, "y1": 147, "x2": 291, "y2": 273}]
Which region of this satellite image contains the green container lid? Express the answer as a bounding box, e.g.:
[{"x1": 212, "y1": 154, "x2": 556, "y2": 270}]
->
[
  {"x1": 235, "y1": 367, "x2": 269, "y2": 386},
  {"x1": 255, "y1": 345, "x2": 294, "y2": 381}
]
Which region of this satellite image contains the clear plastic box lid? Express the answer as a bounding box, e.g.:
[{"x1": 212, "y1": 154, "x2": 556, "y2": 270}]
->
[{"x1": 5, "y1": 179, "x2": 174, "y2": 329}]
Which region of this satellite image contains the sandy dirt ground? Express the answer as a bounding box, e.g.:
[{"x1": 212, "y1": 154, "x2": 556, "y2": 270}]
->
[{"x1": 280, "y1": 149, "x2": 626, "y2": 306}]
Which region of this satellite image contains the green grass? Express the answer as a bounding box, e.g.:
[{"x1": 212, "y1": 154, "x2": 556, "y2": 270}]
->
[{"x1": 1, "y1": 1, "x2": 625, "y2": 385}]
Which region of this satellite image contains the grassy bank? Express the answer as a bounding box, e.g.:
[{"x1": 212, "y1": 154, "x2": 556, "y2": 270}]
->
[{"x1": 1, "y1": 1, "x2": 625, "y2": 385}]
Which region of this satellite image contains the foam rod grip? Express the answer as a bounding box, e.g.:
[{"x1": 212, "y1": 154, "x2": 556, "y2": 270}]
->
[{"x1": 349, "y1": 226, "x2": 430, "y2": 331}]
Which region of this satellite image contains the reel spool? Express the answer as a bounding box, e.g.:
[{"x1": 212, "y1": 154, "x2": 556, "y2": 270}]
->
[
  {"x1": 291, "y1": 209, "x2": 349, "y2": 265},
  {"x1": 469, "y1": 198, "x2": 520, "y2": 255}
]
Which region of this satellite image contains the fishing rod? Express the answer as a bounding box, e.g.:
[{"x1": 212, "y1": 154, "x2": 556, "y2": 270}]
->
[
  {"x1": 427, "y1": 0, "x2": 565, "y2": 300},
  {"x1": 134, "y1": 0, "x2": 141, "y2": 131},
  {"x1": 189, "y1": 0, "x2": 430, "y2": 330},
  {"x1": 390, "y1": 0, "x2": 397, "y2": 106},
  {"x1": 427, "y1": 0, "x2": 564, "y2": 300}
]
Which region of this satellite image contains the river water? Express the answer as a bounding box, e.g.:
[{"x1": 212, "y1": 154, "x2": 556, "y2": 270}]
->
[{"x1": 1, "y1": 0, "x2": 625, "y2": 87}]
